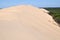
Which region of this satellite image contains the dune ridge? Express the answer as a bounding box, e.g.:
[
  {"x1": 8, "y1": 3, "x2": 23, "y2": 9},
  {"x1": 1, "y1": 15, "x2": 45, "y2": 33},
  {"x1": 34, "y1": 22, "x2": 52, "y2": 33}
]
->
[{"x1": 0, "y1": 5, "x2": 60, "y2": 40}]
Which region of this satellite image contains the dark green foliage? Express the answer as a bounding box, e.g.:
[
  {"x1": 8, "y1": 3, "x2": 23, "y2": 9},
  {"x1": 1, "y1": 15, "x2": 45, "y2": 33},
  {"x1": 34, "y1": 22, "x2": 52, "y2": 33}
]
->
[
  {"x1": 45, "y1": 8, "x2": 60, "y2": 24},
  {"x1": 0, "y1": 8, "x2": 2, "y2": 9},
  {"x1": 54, "y1": 17, "x2": 60, "y2": 24}
]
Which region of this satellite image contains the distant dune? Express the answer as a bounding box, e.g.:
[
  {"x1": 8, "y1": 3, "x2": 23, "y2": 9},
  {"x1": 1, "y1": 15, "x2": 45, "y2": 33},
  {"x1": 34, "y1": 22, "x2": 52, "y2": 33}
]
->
[{"x1": 0, "y1": 5, "x2": 60, "y2": 40}]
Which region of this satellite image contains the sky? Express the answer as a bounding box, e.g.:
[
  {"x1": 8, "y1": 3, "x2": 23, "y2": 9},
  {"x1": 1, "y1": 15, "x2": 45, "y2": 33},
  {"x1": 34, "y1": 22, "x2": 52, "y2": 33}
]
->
[{"x1": 0, "y1": 0, "x2": 60, "y2": 8}]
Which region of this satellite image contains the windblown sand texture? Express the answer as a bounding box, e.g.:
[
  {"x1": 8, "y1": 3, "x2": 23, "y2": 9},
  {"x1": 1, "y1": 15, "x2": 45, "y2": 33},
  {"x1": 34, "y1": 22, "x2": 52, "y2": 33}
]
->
[{"x1": 0, "y1": 5, "x2": 60, "y2": 40}]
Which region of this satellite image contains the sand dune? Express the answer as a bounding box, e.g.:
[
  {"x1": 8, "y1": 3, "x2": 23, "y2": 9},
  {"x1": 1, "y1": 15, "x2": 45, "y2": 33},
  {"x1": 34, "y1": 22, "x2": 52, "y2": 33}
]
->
[{"x1": 0, "y1": 5, "x2": 60, "y2": 40}]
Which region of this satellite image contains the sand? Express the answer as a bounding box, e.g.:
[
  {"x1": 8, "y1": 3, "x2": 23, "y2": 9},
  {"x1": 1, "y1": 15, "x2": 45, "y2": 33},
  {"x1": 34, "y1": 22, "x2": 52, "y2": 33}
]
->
[{"x1": 0, "y1": 5, "x2": 60, "y2": 40}]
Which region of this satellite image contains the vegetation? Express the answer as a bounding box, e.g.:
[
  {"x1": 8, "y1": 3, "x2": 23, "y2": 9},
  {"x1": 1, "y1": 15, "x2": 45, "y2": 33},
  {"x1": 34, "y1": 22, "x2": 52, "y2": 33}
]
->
[
  {"x1": 45, "y1": 8, "x2": 60, "y2": 24},
  {"x1": 0, "y1": 8, "x2": 2, "y2": 9}
]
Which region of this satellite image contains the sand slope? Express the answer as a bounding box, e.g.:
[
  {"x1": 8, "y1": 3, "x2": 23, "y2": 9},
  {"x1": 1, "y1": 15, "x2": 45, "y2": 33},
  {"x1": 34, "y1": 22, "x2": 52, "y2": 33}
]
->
[{"x1": 0, "y1": 5, "x2": 60, "y2": 40}]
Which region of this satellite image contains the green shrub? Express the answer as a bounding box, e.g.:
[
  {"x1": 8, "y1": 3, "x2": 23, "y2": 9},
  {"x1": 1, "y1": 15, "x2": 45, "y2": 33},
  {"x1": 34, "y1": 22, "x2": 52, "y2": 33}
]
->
[
  {"x1": 54, "y1": 17, "x2": 60, "y2": 24},
  {"x1": 45, "y1": 8, "x2": 60, "y2": 24}
]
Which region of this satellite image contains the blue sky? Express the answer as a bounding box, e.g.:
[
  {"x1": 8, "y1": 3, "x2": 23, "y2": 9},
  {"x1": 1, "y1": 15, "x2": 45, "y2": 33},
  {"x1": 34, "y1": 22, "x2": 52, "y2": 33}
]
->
[{"x1": 0, "y1": 0, "x2": 60, "y2": 8}]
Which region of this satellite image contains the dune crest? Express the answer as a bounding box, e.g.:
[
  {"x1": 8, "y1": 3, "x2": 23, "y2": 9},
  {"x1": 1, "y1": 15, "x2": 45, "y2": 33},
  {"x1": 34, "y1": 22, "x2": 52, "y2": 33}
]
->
[{"x1": 0, "y1": 5, "x2": 60, "y2": 40}]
